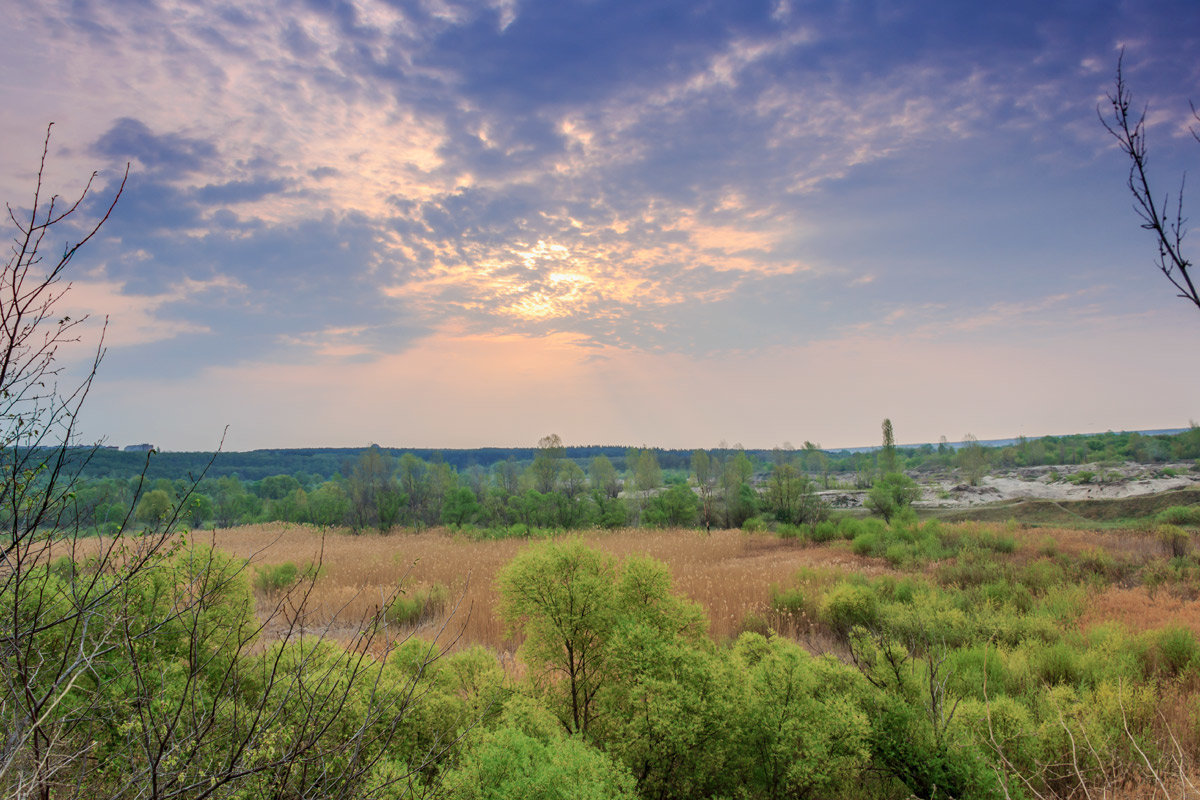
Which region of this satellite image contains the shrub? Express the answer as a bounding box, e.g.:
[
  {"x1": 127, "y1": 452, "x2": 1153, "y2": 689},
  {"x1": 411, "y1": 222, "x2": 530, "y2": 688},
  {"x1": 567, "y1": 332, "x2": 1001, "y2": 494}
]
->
[
  {"x1": 742, "y1": 516, "x2": 768, "y2": 533},
  {"x1": 851, "y1": 532, "x2": 879, "y2": 557},
  {"x1": 810, "y1": 520, "x2": 839, "y2": 543},
  {"x1": 1157, "y1": 505, "x2": 1200, "y2": 526},
  {"x1": 837, "y1": 517, "x2": 865, "y2": 540},
  {"x1": 820, "y1": 583, "x2": 880, "y2": 636},
  {"x1": 865, "y1": 472, "x2": 921, "y2": 522},
  {"x1": 254, "y1": 561, "x2": 300, "y2": 594},
  {"x1": 1018, "y1": 559, "x2": 1066, "y2": 595},
  {"x1": 386, "y1": 583, "x2": 449, "y2": 626},
  {"x1": 1158, "y1": 525, "x2": 1193, "y2": 558},
  {"x1": 770, "y1": 586, "x2": 810, "y2": 616},
  {"x1": 1155, "y1": 626, "x2": 1199, "y2": 676},
  {"x1": 1033, "y1": 641, "x2": 1082, "y2": 686},
  {"x1": 937, "y1": 551, "x2": 1004, "y2": 589},
  {"x1": 776, "y1": 523, "x2": 806, "y2": 541},
  {"x1": 1077, "y1": 547, "x2": 1118, "y2": 580},
  {"x1": 883, "y1": 543, "x2": 910, "y2": 567}
]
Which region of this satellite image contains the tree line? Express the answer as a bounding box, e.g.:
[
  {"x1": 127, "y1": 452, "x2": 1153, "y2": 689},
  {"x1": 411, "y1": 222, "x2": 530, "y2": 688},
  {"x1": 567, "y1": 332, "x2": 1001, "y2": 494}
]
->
[{"x1": 26, "y1": 425, "x2": 1196, "y2": 537}]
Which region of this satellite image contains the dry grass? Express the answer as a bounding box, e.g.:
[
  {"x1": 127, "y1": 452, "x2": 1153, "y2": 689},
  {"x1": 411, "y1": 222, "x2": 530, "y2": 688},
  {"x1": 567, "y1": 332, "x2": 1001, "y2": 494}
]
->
[
  {"x1": 183, "y1": 523, "x2": 891, "y2": 653},
  {"x1": 1012, "y1": 524, "x2": 1166, "y2": 562},
  {"x1": 1079, "y1": 587, "x2": 1200, "y2": 638}
]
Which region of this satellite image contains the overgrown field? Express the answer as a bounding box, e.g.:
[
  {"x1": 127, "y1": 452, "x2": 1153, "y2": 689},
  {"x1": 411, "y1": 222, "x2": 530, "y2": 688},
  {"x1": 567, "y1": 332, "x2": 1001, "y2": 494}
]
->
[
  {"x1": 23, "y1": 513, "x2": 1200, "y2": 799},
  {"x1": 212, "y1": 517, "x2": 1200, "y2": 797}
]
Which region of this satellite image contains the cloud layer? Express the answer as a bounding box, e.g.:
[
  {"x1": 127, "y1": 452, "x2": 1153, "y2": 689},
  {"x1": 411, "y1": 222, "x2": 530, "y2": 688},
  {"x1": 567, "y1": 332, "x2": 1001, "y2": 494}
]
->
[{"x1": 3, "y1": 0, "x2": 1200, "y2": 448}]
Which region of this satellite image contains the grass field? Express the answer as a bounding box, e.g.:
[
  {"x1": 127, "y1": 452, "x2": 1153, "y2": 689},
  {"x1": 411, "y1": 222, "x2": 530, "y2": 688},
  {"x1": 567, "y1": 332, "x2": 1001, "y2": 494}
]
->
[
  {"x1": 60, "y1": 515, "x2": 1200, "y2": 796},
  {"x1": 188, "y1": 519, "x2": 1200, "y2": 653},
  {"x1": 192, "y1": 524, "x2": 892, "y2": 653}
]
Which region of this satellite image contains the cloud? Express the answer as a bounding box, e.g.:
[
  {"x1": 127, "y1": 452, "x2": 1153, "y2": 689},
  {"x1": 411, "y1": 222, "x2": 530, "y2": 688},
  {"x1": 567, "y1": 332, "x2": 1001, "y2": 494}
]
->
[
  {"x1": 92, "y1": 117, "x2": 217, "y2": 173},
  {"x1": 8, "y1": 0, "x2": 1200, "y2": 453}
]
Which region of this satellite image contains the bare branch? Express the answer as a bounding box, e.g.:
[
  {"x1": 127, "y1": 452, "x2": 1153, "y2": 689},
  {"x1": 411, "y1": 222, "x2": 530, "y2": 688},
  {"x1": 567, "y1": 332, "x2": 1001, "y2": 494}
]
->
[{"x1": 1101, "y1": 49, "x2": 1200, "y2": 312}]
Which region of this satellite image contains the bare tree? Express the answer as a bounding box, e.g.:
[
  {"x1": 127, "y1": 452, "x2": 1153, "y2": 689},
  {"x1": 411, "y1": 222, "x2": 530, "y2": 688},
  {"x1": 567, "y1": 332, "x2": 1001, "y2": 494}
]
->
[
  {"x1": 0, "y1": 127, "x2": 465, "y2": 799},
  {"x1": 1101, "y1": 51, "x2": 1200, "y2": 312}
]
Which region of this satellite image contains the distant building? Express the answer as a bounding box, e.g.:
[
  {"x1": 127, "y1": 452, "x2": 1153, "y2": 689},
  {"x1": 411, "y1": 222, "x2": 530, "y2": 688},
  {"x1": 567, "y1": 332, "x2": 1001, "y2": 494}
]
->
[{"x1": 123, "y1": 443, "x2": 156, "y2": 452}]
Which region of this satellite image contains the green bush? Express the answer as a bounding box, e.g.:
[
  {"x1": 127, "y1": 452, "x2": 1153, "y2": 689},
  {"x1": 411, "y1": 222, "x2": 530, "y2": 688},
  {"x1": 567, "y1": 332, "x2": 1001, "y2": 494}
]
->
[
  {"x1": 937, "y1": 550, "x2": 1004, "y2": 589},
  {"x1": 1018, "y1": 559, "x2": 1066, "y2": 595},
  {"x1": 254, "y1": 561, "x2": 300, "y2": 594},
  {"x1": 1155, "y1": 625, "x2": 1199, "y2": 676},
  {"x1": 1033, "y1": 641, "x2": 1082, "y2": 685},
  {"x1": 770, "y1": 586, "x2": 810, "y2": 616},
  {"x1": 883, "y1": 543, "x2": 911, "y2": 567},
  {"x1": 1157, "y1": 505, "x2": 1200, "y2": 526},
  {"x1": 837, "y1": 517, "x2": 865, "y2": 540},
  {"x1": 776, "y1": 523, "x2": 806, "y2": 540},
  {"x1": 1077, "y1": 547, "x2": 1118, "y2": 580},
  {"x1": 1158, "y1": 525, "x2": 1193, "y2": 558},
  {"x1": 810, "y1": 520, "x2": 839, "y2": 543},
  {"x1": 440, "y1": 701, "x2": 637, "y2": 800},
  {"x1": 851, "y1": 532, "x2": 879, "y2": 556},
  {"x1": 742, "y1": 516, "x2": 768, "y2": 533},
  {"x1": 865, "y1": 472, "x2": 921, "y2": 522},
  {"x1": 820, "y1": 583, "x2": 881, "y2": 636},
  {"x1": 386, "y1": 583, "x2": 449, "y2": 626}
]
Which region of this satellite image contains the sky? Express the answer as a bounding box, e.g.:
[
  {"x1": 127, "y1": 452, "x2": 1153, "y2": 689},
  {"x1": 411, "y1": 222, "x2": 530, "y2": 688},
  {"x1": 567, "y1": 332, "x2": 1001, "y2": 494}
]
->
[{"x1": 2, "y1": 0, "x2": 1199, "y2": 452}]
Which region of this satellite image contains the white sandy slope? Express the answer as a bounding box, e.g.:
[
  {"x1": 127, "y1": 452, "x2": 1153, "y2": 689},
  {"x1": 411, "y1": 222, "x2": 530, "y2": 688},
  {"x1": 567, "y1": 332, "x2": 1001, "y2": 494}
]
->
[{"x1": 818, "y1": 463, "x2": 1200, "y2": 510}]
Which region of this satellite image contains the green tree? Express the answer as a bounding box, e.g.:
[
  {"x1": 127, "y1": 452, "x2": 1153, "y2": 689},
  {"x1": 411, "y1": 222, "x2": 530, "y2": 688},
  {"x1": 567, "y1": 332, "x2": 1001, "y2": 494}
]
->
[
  {"x1": 645, "y1": 482, "x2": 699, "y2": 528},
  {"x1": 957, "y1": 434, "x2": 988, "y2": 486},
  {"x1": 632, "y1": 449, "x2": 662, "y2": 496},
  {"x1": 184, "y1": 492, "x2": 213, "y2": 528},
  {"x1": 881, "y1": 418, "x2": 898, "y2": 474},
  {"x1": 258, "y1": 473, "x2": 301, "y2": 500},
  {"x1": 721, "y1": 450, "x2": 758, "y2": 528},
  {"x1": 135, "y1": 488, "x2": 173, "y2": 525},
  {"x1": 442, "y1": 486, "x2": 481, "y2": 527},
  {"x1": 530, "y1": 434, "x2": 565, "y2": 494},
  {"x1": 494, "y1": 457, "x2": 521, "y2": 497},
  {"x1": 765, "y1": 462, "x2": 826, "y2": 525},
  {"x1": 441, "y1": 699, "x2": 636, "y2": 800},
  {"x1": 803, "y1": 441, "x2": 831, "y2": 489},
  {"x1": 865, "y1": 472, "x2": 921, "y2": 522},
  {"x1": 309, "y1": 480, "x2": 351, "y2": 528},
  {"x1": 691, "y1": 449, "x2": 718, "y2": 532},
  {"x1": 559, "y1": 461, "x2": 587, "y2": 499},
  {"x1": 498, "y1": 539, "x2": 618, "y2": 735},
  {"x1": 732, "y1": 633, "x2": 871, "y2": 800},
  {"x1": 347, "y1": 446, "x2": 405, "y2": 532},
  {"x1": 589, "y1": 455, "x2": 620, "y2": 499},
  {"x1": 210, "y1": 474, "x2": 261, "y2": 527}
]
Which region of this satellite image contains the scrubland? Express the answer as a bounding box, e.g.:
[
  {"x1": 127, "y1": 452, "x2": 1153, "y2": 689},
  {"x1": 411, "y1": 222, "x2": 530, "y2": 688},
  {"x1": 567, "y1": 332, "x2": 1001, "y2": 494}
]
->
[{"x1": 31, "y1": 513, "x2": 1200, "y2": 799}]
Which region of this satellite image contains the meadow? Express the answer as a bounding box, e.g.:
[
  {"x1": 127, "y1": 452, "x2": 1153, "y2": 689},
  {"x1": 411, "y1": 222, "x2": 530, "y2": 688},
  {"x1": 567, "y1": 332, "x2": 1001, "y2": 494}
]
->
[
  {"x1": 201, "y1": 520, "x2": 1200, "y2": 646},
  {"x1": 21, "y1": 489, "x2": 1200, "y2": 800},
  {"x1": 208, "y1": 517, "x2": 1200, "y2": 783},
  {"x1": 193, "y1": 523, "x2": 886, "y2": 650}
]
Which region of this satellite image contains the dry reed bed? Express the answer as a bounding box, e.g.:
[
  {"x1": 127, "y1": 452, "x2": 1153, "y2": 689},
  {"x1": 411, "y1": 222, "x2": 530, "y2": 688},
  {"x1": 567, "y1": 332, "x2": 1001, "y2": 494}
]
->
[
  {"x1": 71, "y1": 521, "x2": 1188, "y2": 652},
  {"x1": 192, "y1": 523, "x2": 891, "y2": 652}
]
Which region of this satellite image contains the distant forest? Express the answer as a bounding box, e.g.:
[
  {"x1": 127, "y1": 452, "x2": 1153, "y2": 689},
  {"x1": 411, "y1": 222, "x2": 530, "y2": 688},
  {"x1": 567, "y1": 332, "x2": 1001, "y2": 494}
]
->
[
  {"x1": 32, "y1": 426, "x2": 1200, "y2": 536},
  {"x1": 74, "y1": 426, "x2": 1200, "y2": 482}
]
